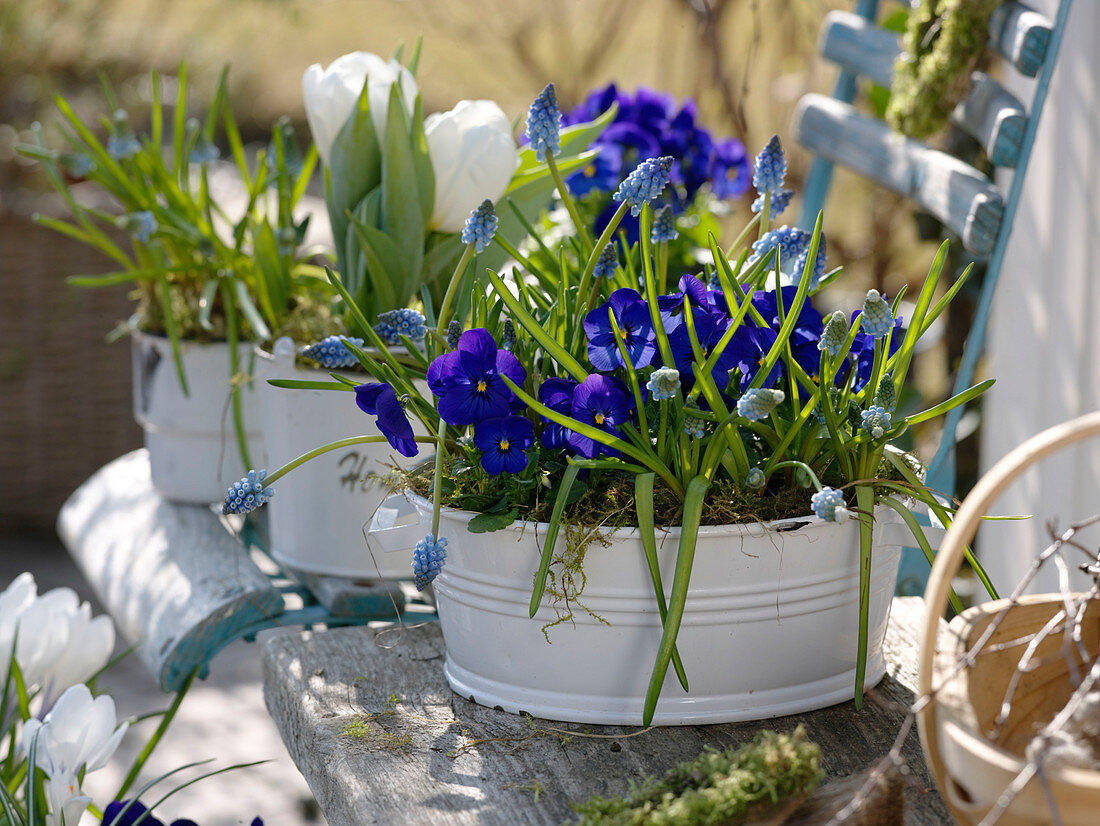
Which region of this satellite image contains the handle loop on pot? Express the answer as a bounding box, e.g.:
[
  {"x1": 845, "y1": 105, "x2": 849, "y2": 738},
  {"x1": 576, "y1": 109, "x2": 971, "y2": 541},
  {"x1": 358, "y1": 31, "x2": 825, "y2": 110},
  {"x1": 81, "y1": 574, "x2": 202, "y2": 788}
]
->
[{"x1": 366, "y1": 494, "x2": 429, "y2": 554}]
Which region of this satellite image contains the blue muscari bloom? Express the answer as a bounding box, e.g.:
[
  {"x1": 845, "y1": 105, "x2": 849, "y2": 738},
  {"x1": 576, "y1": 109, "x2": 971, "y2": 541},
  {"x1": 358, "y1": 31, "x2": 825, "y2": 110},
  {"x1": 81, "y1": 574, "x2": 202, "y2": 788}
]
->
[
  {"x1": 538, "y1": 377, "x2": 577, "y2": 451},
  {"x1": 583, "y1": 288, "x2": 658, "y2": 371},
  {"x1": 446, "y1": 320, "x2": 462, "y2": 350},
  {"x1": 190, "y1": 136, "x2": 220, "y2": 166},
  {"x1": 736, "y1": 388, "x2": 785, "y2": 421},
  {"x1": 683, "y1": 413, "x2": 706, "y2": 439},
  {"x1": 860, "y1": 290, "x2": 894, "y2": 338},
  {"x1": 502, "y1": 319, "x2": 517, "y2": 352},
  {"x1": 117, "y1": 211, "x2": 157, "y2": 243},
  {"x1": 60, "y1": 152, "x2": 94, "y2": 178},
  {"x1": 811, "y1": 487, "x2": 850, "y2": 523},
  {"x1": 569, "y1": 374, "x2": 634, "y2": 459},
  {"x1": 752, "y1": 188, "x2": 794, "y2": 216},
  {"x1": 614, "y1": 156, "x2": 674, "y2": 217},
  {"x1": 818, "y1": 311, "x2": 849, "y2": 358},
  {"x1": 752, "y1": 135, "x2": 787, "y2": 200},
  {"x1": 473, "y1": 416, "x2": 534, "y2": 475},
  {"x1": 223, "y1": 470, "x2": 274, "y2": 515},
  {"x1": 426, "y1": 329, "x2": 526, "y2": 426},
  {"x1": 794, "y1": 232, "x2": 827, "y2": 290},
  {"x1": 300, "y1": 335, "x2": 364, "y2": 369},
  {"x1": 375, "y1": 309, "x2": 427, "y2": 344},
  {"x1": 412, "y1": 534, "x2": 448, "y2": 591},
  {"x1": 355, "y1": 383, "x2": 418, "y2": 458},
  {"x1": 861, "y1": 405, "x2": 892, "y2": 439},
  {"x1": 526, "y1": 83, "x2": 561, "y2": 162},
  {"x1": 107, "y1": 110, "x2": 141, "y2": 160},
  {"x1": 745, "y1": 468, "x2": 766, "y2": 490},
  {"x1": 646, "y1": 367, "x2": 681, "y2": 401},
  {"x1": 751, "y1": 225, "x2": 809, "y2": 270},
  {"x1": 592, "y1": 243, "x2": 619, "y2": 279},
  {"x1": 461, "y1": 199, "x2": 498, "y2": 253},
  {"x1": 650, "y1": 205, "x2": 678, "y2": 243},
  {"x1": 874, "y1": 373, "x2": 897, "y2": 413}
]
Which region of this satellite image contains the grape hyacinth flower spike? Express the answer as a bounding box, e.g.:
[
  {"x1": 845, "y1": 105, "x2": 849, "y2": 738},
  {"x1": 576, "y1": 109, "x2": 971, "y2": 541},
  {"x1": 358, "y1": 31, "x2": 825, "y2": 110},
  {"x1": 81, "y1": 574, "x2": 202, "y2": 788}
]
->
[
  {"x1": 300, "y1": 335, "x2": 364, "y2": 369},
  {"x1": 861, "y1": 405, "x2": 892, "y2": 439},
  {"x1": 591, "y1": 243, "x2": 618, "y2": 279},
  {"x1": 223, "y1": 470, "x2": 275, "y2": 515},
  {"x1": 412, "y1": 534, "x2": 448, "y2": 591},
  {"x1": 461, "y1": 199, "x2": 498, "y2": 253},
  {"x1": 811, "y1": 487, "x2": 850, "y2": 523},
  {"x1": 106, "y1": 110, "x2": 140, "y2": 160},
  {"x1": 614, "y1": 156, "x2": 674, "y2": 216},
  {"x1": 736, "y1": 388, "x2": 786, "y2": 422},
  {"x1": 526, "y1": 83, "x2": 561, "y2": 162},
  {"x1": 751, "y1": 135, "x2": 794, "y2": 216},
  {"x1": 818, "y1": 311, "x2": 849, "y2": 358},
  {"x1": 860, "y1": 290, "x2": 894, "y2": 338},
  {"x1": 746, "y1": 468, "x2": 766, "y2": 490},
  {"x1": 646, "y1": 367, "x2": 681, "y2": 401},
  {"x1": 650, "y1": 205, "x2": 678, "y2": 243},
  {"x1": 374, "y1": 309, "x2": 427, "y2": 345}
]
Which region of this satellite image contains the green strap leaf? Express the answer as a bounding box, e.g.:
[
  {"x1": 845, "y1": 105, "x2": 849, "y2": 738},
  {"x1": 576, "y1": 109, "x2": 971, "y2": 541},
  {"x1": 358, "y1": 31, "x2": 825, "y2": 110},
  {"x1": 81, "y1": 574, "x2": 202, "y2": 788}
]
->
[
  {"x1": 643, "y1": 475, "x2": 711, "y2": 726},
  {"x1": 529, "y1": 461, "x2": 582, "y2": 616},
  {"x1": 381, "y1": 83, "x2": 425, "y2": 300}
]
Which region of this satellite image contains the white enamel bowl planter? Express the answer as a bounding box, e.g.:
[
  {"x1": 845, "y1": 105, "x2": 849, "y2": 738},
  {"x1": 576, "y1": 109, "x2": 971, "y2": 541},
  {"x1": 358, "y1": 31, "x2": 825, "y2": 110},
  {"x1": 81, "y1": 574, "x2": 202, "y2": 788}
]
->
[
  {"x1": 131, "y1": 328, "x2": 263, "y2": 503},
  {"x1": 255, "y1": 341, "x2": 422, "y2": 580},
  {"x1": 369, "y1": 492, "x2": 909, "y2": 726}
]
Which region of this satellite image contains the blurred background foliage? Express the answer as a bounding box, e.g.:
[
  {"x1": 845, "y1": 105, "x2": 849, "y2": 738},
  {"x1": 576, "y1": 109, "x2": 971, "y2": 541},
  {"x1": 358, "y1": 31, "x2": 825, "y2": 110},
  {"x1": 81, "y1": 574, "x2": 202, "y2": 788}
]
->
[{"x1": 1, "y1": 0, "x2": 957, "y2": 530}]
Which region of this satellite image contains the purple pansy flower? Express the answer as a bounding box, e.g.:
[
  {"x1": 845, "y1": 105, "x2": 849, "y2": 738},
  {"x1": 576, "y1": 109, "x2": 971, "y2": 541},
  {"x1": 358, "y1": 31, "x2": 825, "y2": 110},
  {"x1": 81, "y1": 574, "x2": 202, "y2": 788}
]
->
[
  {"x1": 104, "y1": 800, "x2": 262, "y2": 826},
  {"x1": 474, "y1": 416, "x2": 535, "y2": 475},
  {"x1": 657, "y1": 274, "x2": 711, "y2": 331},
  {"x1": 427, "y1": 329, "x2": 526, "y2": 426},
  {"x1": 354, "y1": 383, "x2": 418, "y2": 458},
  {"x1": 583, "y1": 288, "x2": 658, "y2": 371},
  {"x1": 838, "y1": 315, "x2": 905, "y2": 392},
  {"x1": 568, "y1": 375, "x2": 635, "y2": 459},
  {"x1": 538, "y1": 377, "x2": 578, "y2": 451},
  {"x1": 667, "y1": 307, "x2": 737, "y2": 390},
  {"x1": 710, "y1": 137, "x2": 752, "y2": 200},
  {"x1": 729, "y1": 325, "x2": 782, "y2": 391}
]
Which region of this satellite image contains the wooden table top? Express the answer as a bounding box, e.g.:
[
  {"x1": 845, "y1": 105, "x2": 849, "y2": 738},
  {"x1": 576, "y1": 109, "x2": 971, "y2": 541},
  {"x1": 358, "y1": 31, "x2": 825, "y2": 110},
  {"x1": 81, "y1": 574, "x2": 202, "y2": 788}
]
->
[{"x1": 262, "y1": 596, "x2": 949, "y2": 826}]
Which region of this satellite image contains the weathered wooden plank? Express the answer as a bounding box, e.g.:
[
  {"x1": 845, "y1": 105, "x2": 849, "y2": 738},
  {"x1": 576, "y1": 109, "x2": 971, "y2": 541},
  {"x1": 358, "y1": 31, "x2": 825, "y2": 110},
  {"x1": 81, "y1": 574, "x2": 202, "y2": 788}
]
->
[
  {"x1": 819, "y1": 10, "x2": 898, "y2": 88},
  {"x1": 301, "y1": 572, "x2": 406, "y2": 618},
  {"x1": 793, "y1": 94, "x2": 1004, "y2": 258},
  {"x1": 990, "y1": 1, "x2": 1052, "y2": 78},
  {"x1": 57, "y1": 449, "x2": 284, "y2": 692},
  {"x1": 952, "y1": 72, "x2": 1028, "y2": 169},
  {"x1": 261, "y1": 596, "x2": 950, "y2": 826}
]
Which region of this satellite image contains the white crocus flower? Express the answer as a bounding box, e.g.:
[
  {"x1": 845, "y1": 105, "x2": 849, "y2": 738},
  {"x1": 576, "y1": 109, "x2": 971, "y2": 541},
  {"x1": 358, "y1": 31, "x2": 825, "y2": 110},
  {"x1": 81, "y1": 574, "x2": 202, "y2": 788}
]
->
[
  {"x1": 424, "y1": 100, "x2": 519, "y2": 233},
  {"x1": 22, "y1": 684, "x2": 128, "y2": 826},
  {"x1": 302, "y1": 51, "x2": 418, "y2": 167}
]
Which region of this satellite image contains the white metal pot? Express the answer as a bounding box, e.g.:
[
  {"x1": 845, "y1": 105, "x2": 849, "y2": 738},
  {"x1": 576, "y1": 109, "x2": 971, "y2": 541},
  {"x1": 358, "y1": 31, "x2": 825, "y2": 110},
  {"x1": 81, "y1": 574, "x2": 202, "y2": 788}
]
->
[
  {"x1": 131, "y1": 328, "x2": 263, "y2": 503},
  {"x1": 255, "y1": 340, "x2": 423, "y2": 580},
  {"x1": 369, "y1": 492, "x2": 915, "y2": 726}
]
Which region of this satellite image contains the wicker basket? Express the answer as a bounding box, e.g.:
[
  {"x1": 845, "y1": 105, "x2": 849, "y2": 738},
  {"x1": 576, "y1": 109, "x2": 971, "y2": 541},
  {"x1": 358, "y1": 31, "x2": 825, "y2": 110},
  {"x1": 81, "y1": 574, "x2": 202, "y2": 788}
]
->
[
  {"x1": 918, "y1": 411, "x2": 1100, "y2": 825},
  {"x1": 0, "y1": 207, "x2": 140, "y2": 533}
]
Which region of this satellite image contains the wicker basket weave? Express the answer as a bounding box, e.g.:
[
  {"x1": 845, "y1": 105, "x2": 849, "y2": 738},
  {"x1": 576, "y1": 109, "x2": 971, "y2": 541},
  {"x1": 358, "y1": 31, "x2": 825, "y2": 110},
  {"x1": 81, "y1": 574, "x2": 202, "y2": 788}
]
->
[{"x1": 0, "y1": 208, "x2": 140, "y2": 533}]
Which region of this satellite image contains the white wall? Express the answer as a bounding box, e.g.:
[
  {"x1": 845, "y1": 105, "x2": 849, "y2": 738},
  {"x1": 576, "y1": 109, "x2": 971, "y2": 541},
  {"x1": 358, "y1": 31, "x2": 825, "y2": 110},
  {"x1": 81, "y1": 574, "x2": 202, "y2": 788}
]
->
[{"x1": 978, "y1": 0, "x2": 1100, "y2": 596}]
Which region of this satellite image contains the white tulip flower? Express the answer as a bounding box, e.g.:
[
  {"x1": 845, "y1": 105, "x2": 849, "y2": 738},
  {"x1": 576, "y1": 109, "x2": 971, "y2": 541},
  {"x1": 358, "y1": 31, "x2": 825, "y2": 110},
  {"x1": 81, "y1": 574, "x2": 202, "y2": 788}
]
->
[
  {"x1": 425, "y1": 100, "x2": 519, "y2": 233},
  {"x1": 22, "y1": 684, "x2": 128, "y2": 826},
  {"x1": 302, "y1": 51, "x2": 418, "y2": 168},
  {"x1": 0, "y1": 572, "x2": 38, "y2": 670}
]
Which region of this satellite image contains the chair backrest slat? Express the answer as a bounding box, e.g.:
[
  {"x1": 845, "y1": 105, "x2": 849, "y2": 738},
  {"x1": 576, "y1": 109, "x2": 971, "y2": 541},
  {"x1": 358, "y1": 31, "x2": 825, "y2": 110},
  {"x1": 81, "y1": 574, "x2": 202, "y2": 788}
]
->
[{"x1": 990, "y1": 1, "x2": 1052, "y2": 77}]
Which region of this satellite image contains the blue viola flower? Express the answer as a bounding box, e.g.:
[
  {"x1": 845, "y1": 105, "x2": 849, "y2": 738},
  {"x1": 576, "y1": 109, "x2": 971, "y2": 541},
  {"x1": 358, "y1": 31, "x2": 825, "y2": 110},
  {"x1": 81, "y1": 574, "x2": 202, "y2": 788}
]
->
[
  {"x1": 568, "y1": 374, "x2": 634, "y2": 459},
  {"x1": 657, "y1": 274, "x2": 711, "y2": 331},
  {"x1": 592, "y1": 243, "x2": 619, "y2": 279},
  {"x1": 667, "y1": 307, "x2": 737, "y2": 390},
  {"x1": 104, "y1": 799, "x2": 250, "y2": 826},
  {"x1": 301, "y1": 335, "x2": 364, "y2": 369},
  {"x1": 222, "y1": 470, "x2": 274, "y2": 515},
  {"x1": 728, "y1": 325, "x2": 781, "y2": 391},
  {"x1": 538, "y1": 377, "x2": 578, "y2": 451},
  {"x1": 583, "y1": 288, "x2": 658, "y2": 371},
  {"x1": 474, "y1": 416, "x2": 535, "y2": 475},
  {"x1": 526, "y1": 83, "x2": 561, "y2": 162},
  {"x1": 614, "y1": 156, "x2": 674, "y2": 217},
  {"x1": 751, "y1": 286, "x2": 824, "y2": 343},
  {"x1": 427, "y1": 329, "x2": 527, "y2": 426},
  {"x1": 354, "y1": 383, "x2": 418, "y2": 458},
  {"x1": 412, "y1": 534, "x2": 448, "y2": 591},
  {"x1": 811, "y1": 487, "x2": 850, "y2": 523},
  {"x1": 710, "y1": 137, "x2": 752, "y2": 200},
  {"x1": 569, "y1": 142, "x2": 624, "y2": 197},
  {"x1": 461, "y1": 199, "x2": 498, "y2": 253}
]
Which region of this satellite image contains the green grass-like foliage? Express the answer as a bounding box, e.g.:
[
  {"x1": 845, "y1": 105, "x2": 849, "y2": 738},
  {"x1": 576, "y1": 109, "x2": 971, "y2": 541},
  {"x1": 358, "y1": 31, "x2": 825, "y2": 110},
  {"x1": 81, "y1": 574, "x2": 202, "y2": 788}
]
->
[{"x1": 568, "y1": 727, "x2": 822, "y2": 826}]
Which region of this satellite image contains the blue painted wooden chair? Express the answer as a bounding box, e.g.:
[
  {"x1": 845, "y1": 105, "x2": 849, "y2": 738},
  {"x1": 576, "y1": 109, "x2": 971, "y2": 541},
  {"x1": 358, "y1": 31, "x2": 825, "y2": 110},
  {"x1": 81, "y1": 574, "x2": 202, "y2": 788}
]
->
[{"x1": 793, "y1": 0, "x2": 1074, "y2": 595}]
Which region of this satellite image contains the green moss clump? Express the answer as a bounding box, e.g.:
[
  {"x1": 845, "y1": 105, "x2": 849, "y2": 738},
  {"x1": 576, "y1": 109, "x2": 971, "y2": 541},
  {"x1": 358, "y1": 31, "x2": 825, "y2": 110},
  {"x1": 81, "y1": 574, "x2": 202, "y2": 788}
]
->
[{"x1": 568, "y1": 727, "x2": 823, "y2": 825}]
